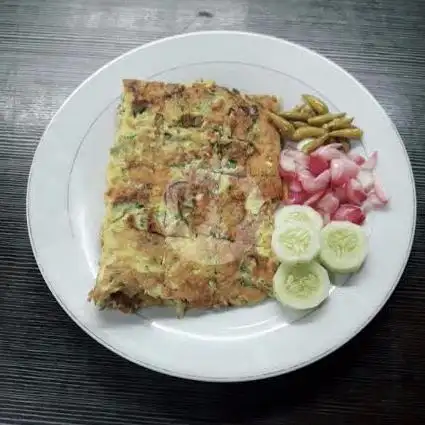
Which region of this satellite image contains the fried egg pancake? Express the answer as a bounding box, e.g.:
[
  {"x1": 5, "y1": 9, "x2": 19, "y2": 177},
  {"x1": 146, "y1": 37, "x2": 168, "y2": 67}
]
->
[{"x1": 89, "y1": 79, "x2": 283, "y2": 314}]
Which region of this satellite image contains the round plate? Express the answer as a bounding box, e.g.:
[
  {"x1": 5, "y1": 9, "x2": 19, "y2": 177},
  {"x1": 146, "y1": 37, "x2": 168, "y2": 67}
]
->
[{"x1": 27, "y1": 31, "x2": 416, "y2": 382}]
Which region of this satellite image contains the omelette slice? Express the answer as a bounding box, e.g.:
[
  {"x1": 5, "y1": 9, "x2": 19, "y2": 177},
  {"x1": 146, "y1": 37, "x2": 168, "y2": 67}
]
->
[{"x1": 91, "y1": 79, "x2": 285, "y2": 314}]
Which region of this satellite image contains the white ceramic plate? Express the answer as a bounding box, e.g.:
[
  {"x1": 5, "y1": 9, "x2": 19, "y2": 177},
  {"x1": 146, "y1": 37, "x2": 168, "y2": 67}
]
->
[{"x1": 27, "y1": 31, "x2": 416, "y2": 382}]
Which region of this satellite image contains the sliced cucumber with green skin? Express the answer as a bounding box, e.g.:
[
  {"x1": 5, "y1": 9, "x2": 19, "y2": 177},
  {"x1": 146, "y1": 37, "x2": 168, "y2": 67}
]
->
[
  {"x1": 274, "y1": 205, "x2": 323, "y2": 233},
  {"x1": 273, "y1": 261, "x2": 331, "y2": 309},
  {"x1": 320, "y1": 221, "x2": 368, "y2": 273},
  {"x1": 271, "y1": 222, "x2": 320, "y2": 264}
]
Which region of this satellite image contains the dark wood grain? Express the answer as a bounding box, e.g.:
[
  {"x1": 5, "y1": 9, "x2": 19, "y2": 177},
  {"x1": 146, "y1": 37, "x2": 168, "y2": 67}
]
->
[{"x1": 1, "y1": 0, "x2": 425, "y2": 423}]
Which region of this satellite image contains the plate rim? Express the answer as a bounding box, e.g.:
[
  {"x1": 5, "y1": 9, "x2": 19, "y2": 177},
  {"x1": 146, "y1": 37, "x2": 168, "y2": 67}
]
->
[{"x1": 26, "y1": 30, "x2": 417, "y2": 382}]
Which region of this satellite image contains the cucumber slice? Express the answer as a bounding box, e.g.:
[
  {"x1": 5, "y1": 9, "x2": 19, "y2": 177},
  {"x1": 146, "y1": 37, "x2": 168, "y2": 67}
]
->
[
  {"x1": 274, "y1": 205, "x2": 323, "y2": 233},
  {"x1": 271, "y1": 222, "x2": 320, "y2": 264},
  {"x1": 319, "y1": 221, "x2": 368, "y2": 273},
  {"x1": 273, "y1": 261, "x2": 331, "y2": 309}
]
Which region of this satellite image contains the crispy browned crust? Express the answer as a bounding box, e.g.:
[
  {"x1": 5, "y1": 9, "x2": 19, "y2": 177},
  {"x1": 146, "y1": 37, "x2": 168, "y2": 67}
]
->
[
  {"x1": 211, "y1": 174, "x2": 282, "y2": 243},
  {"x1": 123, "y1": 79, "x2": 281, "y2": 174},
  {"x1": 90, "y1": 223, "x2": 167, "y2": 311},
  {"x1": 88, "y1": 287, "x2": 164, "y2": 313},
  {"x1": 160, "y1": 168, "x2": 221, "y2": 238},
  {"x1": 161, "y1": 236, "x2": 217, "y2": 307},
  {"x1": 91, "y1": 79, "x2": 284, "y2": 313},
  {"x1": 161, "y1": 237, "x2": 272, "y2": 308},
  {"x1": 246, "y1": 94, "x2": 280, "y2": 113},
  {"x1": 214, "y1": 242, "x2": 278, "y2": 304}
]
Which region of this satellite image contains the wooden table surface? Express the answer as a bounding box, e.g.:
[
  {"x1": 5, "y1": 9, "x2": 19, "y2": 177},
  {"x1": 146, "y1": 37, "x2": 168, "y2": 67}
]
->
[{"x1": 1, "y1": 0, "x2": 425, "y2": 423}]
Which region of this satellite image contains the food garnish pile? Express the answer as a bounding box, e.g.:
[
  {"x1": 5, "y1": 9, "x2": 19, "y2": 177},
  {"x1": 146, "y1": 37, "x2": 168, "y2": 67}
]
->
[{"x1": 270, "y1": 94, "x2": 389, "y2": 310}]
